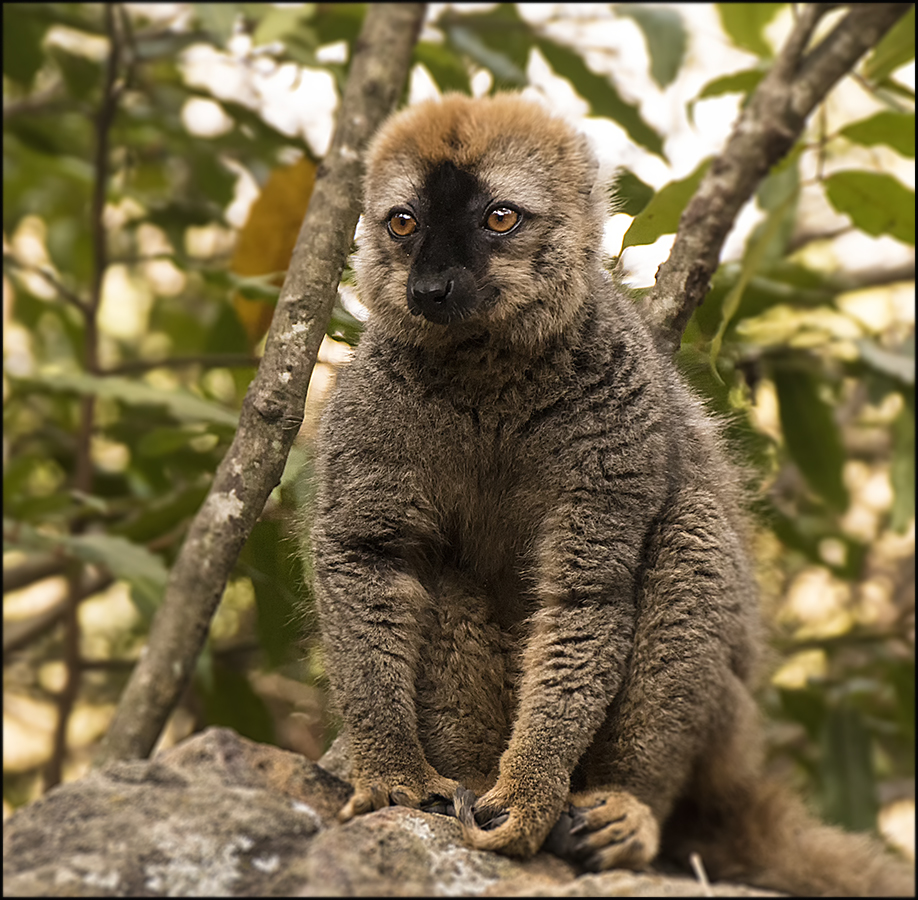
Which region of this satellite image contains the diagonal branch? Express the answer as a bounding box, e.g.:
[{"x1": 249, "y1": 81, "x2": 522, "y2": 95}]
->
[
  {"x1": 95, "y1": 2, "x2": 428, "y2": 765},
  {"x1": 647, "y1": 2, "x2": 912, "y2": 352}
]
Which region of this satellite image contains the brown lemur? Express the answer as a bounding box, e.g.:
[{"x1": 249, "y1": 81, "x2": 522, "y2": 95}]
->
[{"x1": 309, "y1": 93, "x2": 913, "y2": 896}]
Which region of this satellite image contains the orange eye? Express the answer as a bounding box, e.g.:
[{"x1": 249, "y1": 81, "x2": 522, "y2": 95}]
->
[
  {"x1": 388, "y1": 212, "x2": 417, "y2": 237},
  {"x1": 485, "y1": 207, "x2": 520, "y2": 234}
]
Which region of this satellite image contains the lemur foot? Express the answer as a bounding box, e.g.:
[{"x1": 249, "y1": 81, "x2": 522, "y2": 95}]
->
[{"x1": 561, "y1": 789, "x2": 660, "y2": 871}]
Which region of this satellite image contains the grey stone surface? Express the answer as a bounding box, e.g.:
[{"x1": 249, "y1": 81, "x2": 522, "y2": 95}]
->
[{"x1": 3, "y1": 728, "x2": 782, "y2": 897}]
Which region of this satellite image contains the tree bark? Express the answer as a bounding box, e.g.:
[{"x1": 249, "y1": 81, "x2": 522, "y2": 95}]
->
[
  {"x1": 95, "y1": 2, "x2": 427, "y2": 764},
  {"x1": 648, "y1": 2, "x2": 912, "y2": 352}
]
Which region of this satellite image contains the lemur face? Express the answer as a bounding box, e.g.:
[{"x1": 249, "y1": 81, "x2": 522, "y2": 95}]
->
[{"x1": 356, "y1": 94, "x2": 603, "y2": 348}]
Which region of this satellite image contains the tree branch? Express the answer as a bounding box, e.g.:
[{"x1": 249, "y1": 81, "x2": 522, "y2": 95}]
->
[
  {"x1": 3, "y1": 554, "x2": 68, "y2": 594},
  {"x1": 95, "y1": 2, "x2": 428, "y2": 765},
  {"x1": 647, "y1": 2, "x2": 912, "y2": 352},
  {"x1": 43, "y1": 564, "x2": 84, "y2": 789},
  {"x1": 3, "y1": 572, "x2": 114, "y2": 658}
]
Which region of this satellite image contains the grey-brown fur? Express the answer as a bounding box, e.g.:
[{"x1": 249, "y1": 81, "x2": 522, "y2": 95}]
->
[{"x1": 308, "y1": 94, "x2": 913, "y2": 896}]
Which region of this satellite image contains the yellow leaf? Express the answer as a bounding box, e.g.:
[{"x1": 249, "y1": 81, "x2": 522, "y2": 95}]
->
[{"x1": 231, "y1": 157, "x2": 316, "y2": 347}]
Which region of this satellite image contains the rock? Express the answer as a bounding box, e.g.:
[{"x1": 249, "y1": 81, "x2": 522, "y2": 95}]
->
[{"x1": 3, "y1": 727, "x2": 782, "y2": 897}]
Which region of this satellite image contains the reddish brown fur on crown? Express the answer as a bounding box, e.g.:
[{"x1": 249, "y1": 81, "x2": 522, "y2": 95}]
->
[{"x1": 366, "y1": 92, "x2": 589, "y2": 175}]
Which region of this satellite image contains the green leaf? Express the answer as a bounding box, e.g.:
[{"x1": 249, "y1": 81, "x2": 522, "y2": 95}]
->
[
  {"x1": 192, "y1": 5, "x2": 240, "y2": 46},
  {"x1": 862, "y1": 6, "x2": 915, "y2": 84},
  {"x1": 716, "y1": 3, "x2": 784, "y2": 58},
  {"x1": 856, "y1": 338, "x2": 915, "y2": 387},
  {"x1": 612, "y1": 169, "x2": 655, "y2": 218},
  {"x1": 535, "y1": 37, "x2": 665, "y2": 159},
  {"x1": 689, "y1": 261, "x2": 838, "y2": 342},
  {"x1": 697, "y1": 67, "x2": 765, "y2": 101},
  {"x1": 49, "y1": 45, "x2": 101, "y2": 101},
  {"x1": 251, "y1": 5, "x2": 315, "y2": 47},
  {"x1": 3, "y1": 3, "x2": 51, "y2": 87},
  {"x1": 617, "y1": 4, "x2": 687, "y2": 89},
  {"x1": 874, "y1": 77, "x2": 916, "y2": 106},
  {"x1": 18, "y1": 372, "x2": 239, "y2": 428},
  {"x1": 442, "y1": 5, "x2": 531, "y2": 75},
  {"x1": 710, "y1": 189, "x2": 796, "y2": 368},
  {"x1": 779, "y1": 686, "x2": 827, "y2": 742},
  {"x1": 311, "y1": 3, "x2": 365, "y2": 47},
  {"x1": 763, "y1": 501, "x2": 865, "y2": 580},
  {"x1": 448, "y1": 24, "x2": 527, "y2": 85},
  {"x1": 5, "y1": 522, "x2": 167, "y2": 621},
  {"x1": 413, "y1": 41, "x2": 472, "y2": 95},
  {"x1": 819, "y1": 704, "x2": 877, "y2": 832},
  {"x1": 206, "y1": 301, "x2": 251, "y2": 356},
  {"x1": 66, "y1": 533, "x2": 167, "y2": 621},
  {"x1": 136, "y1": 427, "x2": 203, "y2": 458},
  {"x1": 112, "y1": 481, "x2": 210, "y2": 545},
  {"x1": 198, "y1": 659, "x2": 276, "y2": 744},
  {"x1": 5, "y1": 116, "x2": 78, "y2": 158},
  {"x1": 824, "y1": 171, "x2": 915, "y2": 245},
  {"x1": 839, "y1": 111, "x2": 915, "y2": 158},
  {"x1": 675, "y1": 345, "x2": 774, "y2": 474},
  {"x1": 327, "y1": 299, "x2": 364, "y2": 348},
  {"x1": 887, "y1": 658, "x2": 915, "y2": 743},
  {"x1": 190, "y1": 151, "x2": 237, "y2": 208},
  {"x1": 240, "y1": 519, "x2": 305, "y2": 669},
  {"x1": 688, "y1": 68, "x2": 764, "y2": 125},
  {"x1": 772, "y1": 369, "x2": 849, "y2": 512},
  {"x1": 890, "y1": 399, "x2": 915, "y2": 532},
  {"x1": 622, "y1": 159, "x2": 710, "y2": 249}
]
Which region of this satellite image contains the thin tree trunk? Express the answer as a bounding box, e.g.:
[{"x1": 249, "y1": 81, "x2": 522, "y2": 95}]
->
[{"x1": 95, "y1": 2, "x2": 428, "y2": 765}]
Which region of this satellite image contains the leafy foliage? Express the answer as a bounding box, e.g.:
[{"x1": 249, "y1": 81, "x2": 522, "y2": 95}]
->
[{"x1": 3, "y1": 2, "x2": 914, "y2": 849}]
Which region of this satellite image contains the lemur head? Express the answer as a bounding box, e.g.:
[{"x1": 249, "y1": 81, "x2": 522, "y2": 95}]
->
[{"x1": 356, "y1": 93, "x2": 604, "y2": 349}]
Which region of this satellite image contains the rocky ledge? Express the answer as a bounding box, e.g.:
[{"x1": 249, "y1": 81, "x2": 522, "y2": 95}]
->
[{"x1": 3, "y1": 727, "x2": 782, "y2": 897}]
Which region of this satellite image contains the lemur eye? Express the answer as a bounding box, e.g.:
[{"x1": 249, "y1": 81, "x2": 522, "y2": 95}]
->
[
  {"x1": 485, "y1": 206, "x2": 520, "y2": 234},
  {"x1": 387, "y1": 212, "x2": 417, "y2": 237}
]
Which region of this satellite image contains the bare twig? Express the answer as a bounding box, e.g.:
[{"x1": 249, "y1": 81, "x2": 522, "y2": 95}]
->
[
  {"x1": 647, "y1": 3, "x2": 912, "y2": 351},
  {"x1": 3, "y1": 572, "x2": 114, "y2": 658},
  {"x1": 95, "y1": 3, "x2": 428, "y2": 765},
  {"x1": 690, "y1": 852, "x2": 715, "y2": 898},
  {"x1": 73, "y1": 3, "x2": 123, "y2": 494},
  {"x1": 42, "y1": 3, "x2": 126, "y2": 784},
  {"x1": 2, "y1": 260, "x2": 89, "y2": 312},
  {"x1": 43, "y1": 565, "x2": 84, "y2": 789},
  {"x1": 3, "y1": 529, "x2": 177, "y2": 659},
  {"x1": 2, "y1": 82, "x2": 67, "y2": 119},
  {"x1": 3, "y1": 554, "x2": 68, "y2": 594},
  {"x1": 36, "y1": 266, "x2": 89, "y2": 313}
]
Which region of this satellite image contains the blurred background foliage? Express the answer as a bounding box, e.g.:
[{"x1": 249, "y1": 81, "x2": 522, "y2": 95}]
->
[{"x1": 2, "y1": 1, "x2": 914, "y2": 859}]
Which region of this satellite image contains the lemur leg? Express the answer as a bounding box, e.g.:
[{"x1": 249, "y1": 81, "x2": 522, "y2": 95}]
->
[
  {"x1": 564, "y1": 485, "x2": 759, "y2": 872},
  {"x1": 314, "y1": 553, "x2": 459, "y2": 821},
  {"x1": 459, "y1": 494, "x2": 646, "y2": 859}
]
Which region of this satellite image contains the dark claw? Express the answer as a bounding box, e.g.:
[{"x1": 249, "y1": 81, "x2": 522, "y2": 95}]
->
[
  {"x1": 452, "y1": 786, "x2": 510, "y2": 831},
  {"x1": 543, "y1": 808, "x2": 579, "y2": 857},
  {"x1": 453, "y1": 786, "x2": 479, "y2": 829},
  {"x1": 478, "y1": 810, "x2": 509, "y2": 831},
  {"x1": 569, "y1": 814, "x2": 588, "y2": 836},
  {"x1": 420, "y1": 796, "x2": 456, "y2": 817},
  {"x1": 583, "y1": 851, "x2": 604, "y2": 872}
]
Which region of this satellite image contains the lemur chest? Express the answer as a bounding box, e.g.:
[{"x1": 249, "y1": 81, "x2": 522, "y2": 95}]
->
[{"x1": 415, "y1": 438, "x2": 542, "y2": 629}]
